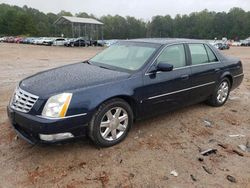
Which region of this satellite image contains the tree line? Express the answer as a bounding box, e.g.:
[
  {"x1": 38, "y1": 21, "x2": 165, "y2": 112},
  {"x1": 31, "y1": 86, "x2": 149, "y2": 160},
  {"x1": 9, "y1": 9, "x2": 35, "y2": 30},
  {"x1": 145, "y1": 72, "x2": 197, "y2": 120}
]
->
[{"x1": 0, "y1": 3, "x2": 249, "y2": 40}]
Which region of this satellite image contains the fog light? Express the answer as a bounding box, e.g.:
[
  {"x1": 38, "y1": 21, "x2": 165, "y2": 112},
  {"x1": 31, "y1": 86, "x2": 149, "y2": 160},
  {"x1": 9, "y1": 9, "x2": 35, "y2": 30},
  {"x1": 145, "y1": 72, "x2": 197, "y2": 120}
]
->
[{"x1": 39, "y1": 133, "x2": 74, "y2": 141}]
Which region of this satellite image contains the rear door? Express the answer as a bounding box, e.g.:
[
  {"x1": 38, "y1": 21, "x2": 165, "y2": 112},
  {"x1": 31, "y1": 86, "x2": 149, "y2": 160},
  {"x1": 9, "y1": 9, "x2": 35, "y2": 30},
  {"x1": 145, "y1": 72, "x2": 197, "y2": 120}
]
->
[
  {"x1": 57, "y1": 39, "x2": 65, "y2": 46},
  {"x1": 141, "y1": 44, "x2": 192, "y2": 116},
  {"x1": 188, "y1": 43, "x2": 224, "y2": 103},
  {"x1": 54, "y1": 39, "x2": 59, "y2": 45}
]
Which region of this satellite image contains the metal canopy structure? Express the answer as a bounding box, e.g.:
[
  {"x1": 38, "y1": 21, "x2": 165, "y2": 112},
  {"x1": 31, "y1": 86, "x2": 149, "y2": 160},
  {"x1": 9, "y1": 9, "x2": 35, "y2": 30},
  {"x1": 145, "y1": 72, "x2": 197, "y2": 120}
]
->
[
  {"x1": 54, "y1": 16, "x2": 104, "y2": 40},
  {"x1": 54, "y1": 16, "x2": 103, "y2": 25}
]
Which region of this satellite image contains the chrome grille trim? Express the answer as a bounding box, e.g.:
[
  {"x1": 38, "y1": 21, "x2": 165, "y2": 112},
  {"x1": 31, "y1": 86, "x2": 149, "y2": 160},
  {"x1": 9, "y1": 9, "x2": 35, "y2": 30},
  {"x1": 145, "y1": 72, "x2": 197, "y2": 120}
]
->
[{"x1": 10, "y1": 87, "x2": 39, "y2": 113}]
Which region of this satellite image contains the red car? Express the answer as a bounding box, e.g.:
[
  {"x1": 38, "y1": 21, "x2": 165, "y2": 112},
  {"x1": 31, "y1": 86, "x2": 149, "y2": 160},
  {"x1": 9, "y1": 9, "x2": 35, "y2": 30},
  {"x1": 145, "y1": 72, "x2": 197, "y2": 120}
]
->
[{"x1": 14, "y1": 37, "x2": 24, "y2": 43}]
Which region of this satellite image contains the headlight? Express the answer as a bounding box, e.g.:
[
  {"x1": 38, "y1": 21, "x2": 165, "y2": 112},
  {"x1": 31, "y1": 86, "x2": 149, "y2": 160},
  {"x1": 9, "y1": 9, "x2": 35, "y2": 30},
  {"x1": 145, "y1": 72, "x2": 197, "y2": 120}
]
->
[
  {"x1": 9, "y1": 86, "x2": 18, "y2": 105},
  {"x1": 42, "y1": 93, "x2": 72, "y2": 118}
]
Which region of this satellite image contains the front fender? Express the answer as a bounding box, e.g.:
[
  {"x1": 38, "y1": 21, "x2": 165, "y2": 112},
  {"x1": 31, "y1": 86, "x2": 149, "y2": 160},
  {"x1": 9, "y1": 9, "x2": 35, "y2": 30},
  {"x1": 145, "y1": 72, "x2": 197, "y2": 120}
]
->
[{"x1": 67, "y1": 75, "x2": 143, "y2": 117}]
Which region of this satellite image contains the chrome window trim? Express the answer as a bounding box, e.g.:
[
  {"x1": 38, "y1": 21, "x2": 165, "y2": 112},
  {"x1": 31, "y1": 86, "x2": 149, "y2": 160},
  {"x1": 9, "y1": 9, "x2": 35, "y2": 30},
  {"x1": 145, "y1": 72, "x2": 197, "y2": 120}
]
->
[
  {"x1": 145, "y1": 42, "x2": 220, "y2": 76},
  {"x1": 174, "y1": 61, "x2": 220, "y2": 70},
  {"x1": 147, "y1": 81, "x2": 216, "y2": 100},
  {"x1": 204, "y1": 44, "x2": 219, "y2": 62},
  {"x1": 145, "y1": 61, "x2": 220, "y2": 76},
  {"x1": 145, "y1": 43, "x2": 186, "y2": 75},
  {"x1": 37, "y1": 113, "x2": 87, "y2": 120}
]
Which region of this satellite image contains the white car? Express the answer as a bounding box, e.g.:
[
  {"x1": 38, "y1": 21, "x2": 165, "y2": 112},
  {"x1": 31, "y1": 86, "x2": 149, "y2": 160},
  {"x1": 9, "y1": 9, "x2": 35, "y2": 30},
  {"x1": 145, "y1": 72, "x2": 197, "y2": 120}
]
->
[
  {"x1": 33, "y1": 37, "x2": 53, "y2": 45},
  {"x1": 43, "y1": 38, "x2": 54, "y2": 46},
  {"x1": 32, "y1": 37, "x2": 44, "y2": 45},
  {"x1": 0, "y1": 37, "x2": 5, "y2": 42},
  {"x1": 53, "y1": 38, "x2": 66, "y2": 46},
  {"x1": 232, "y1": 41, "x2": 242, "y2": 46},
  {"x1": 104, "y1": 40, "x2": 118, "y2": 47}
]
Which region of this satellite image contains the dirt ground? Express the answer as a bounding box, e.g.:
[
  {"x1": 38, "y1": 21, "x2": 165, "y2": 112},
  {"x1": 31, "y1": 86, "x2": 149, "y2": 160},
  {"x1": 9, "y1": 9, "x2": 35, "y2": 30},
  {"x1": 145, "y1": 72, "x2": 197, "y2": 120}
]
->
[{"x1": 0, "y1": 43, "x2": 250, "y2": 188}]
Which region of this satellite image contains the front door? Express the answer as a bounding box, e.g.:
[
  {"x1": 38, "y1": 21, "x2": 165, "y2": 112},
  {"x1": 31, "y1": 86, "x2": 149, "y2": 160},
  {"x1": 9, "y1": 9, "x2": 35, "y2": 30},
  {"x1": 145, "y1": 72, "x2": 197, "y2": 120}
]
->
[{"x1": 140, "y1": 44, "x2": 192, "y2": 117}]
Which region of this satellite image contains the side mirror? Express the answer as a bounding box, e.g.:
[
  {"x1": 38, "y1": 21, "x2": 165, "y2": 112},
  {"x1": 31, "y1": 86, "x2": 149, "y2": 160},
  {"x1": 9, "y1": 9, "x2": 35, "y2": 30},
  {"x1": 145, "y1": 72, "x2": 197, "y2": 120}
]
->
[{"x1": 157, "y1": 62, "x2": 174, "y2": 72}]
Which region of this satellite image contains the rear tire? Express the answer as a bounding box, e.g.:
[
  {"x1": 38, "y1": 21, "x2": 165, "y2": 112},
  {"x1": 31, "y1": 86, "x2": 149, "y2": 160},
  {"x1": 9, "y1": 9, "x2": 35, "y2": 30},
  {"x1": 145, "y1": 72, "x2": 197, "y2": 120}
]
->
[
  {"x1": 88, "y1": 98, "x2": 133, "y2": 147},
  {"x1": 206, "y1": 78, "x2": 231, "y2": 107}
]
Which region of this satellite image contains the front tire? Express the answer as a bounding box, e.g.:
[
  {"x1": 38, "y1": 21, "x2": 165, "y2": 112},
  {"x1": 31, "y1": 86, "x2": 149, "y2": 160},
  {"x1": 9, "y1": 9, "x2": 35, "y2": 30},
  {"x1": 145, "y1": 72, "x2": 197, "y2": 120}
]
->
[
  {"x1": 88, "y1": 98, "x2": 133, "y2": 147},
  {"x1": 207, "y1": 78, "x2": 231, "y2": 107}
]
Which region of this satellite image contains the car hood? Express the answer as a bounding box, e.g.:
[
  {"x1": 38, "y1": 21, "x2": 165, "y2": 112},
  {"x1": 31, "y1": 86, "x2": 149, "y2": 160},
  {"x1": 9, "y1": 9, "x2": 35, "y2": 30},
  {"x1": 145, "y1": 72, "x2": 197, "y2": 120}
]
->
[{"x1": 20, "y1": 62, "x2": 130, "y2": 98}]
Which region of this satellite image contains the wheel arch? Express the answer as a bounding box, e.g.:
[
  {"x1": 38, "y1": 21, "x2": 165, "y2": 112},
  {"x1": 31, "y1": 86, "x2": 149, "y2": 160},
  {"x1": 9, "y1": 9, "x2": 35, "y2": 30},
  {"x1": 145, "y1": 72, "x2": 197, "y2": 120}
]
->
[
  {"x1": 225, "y1": 75, "x2": 233, "y2": 87},
  {"x1": 220, "y1": 72, "x2": 233, "y2": 86},
  {"x1": 96, "y1": 95, "x2": 139, "y2": 120}
]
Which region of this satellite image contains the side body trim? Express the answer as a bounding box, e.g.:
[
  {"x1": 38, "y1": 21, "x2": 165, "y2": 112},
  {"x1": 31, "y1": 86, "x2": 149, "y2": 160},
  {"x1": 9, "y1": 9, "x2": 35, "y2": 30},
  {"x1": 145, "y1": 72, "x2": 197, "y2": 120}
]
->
[
  {"x1": 233, "y1": 73, "x2": 244, "y2": 78},
  {"x1": 147, "y1": 81, "x2": 216, "y2": 100}
]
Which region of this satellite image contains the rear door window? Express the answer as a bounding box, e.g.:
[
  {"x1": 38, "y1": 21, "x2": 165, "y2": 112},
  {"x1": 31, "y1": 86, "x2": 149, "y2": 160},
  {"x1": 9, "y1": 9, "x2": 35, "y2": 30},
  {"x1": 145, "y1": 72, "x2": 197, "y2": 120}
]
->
[
  {"x1": 189, "y1": 44, "x2": 209, "y2": 65},
  {"x1": 205, "y1": 45, "x2": 218, "y2": 62}
]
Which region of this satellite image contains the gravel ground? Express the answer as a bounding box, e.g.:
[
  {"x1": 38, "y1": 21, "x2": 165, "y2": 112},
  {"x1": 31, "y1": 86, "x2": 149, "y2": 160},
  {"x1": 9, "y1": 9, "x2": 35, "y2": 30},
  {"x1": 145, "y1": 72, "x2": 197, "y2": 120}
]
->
[{"x1": 0, "y1": 43, "x2": 249, "y2": 188}]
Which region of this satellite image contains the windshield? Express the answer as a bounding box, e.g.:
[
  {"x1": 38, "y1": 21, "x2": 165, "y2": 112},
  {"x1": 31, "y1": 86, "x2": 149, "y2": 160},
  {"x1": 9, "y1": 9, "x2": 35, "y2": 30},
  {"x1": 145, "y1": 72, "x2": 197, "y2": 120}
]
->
[{"x1": 90, "y1": 43, "x2": 158, "y2": 71}]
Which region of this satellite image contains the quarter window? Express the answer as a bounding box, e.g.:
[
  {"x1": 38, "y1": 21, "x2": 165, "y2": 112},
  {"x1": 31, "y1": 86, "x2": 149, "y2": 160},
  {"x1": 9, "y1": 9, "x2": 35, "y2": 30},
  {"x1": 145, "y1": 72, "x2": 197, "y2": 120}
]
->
[
  {"x1": 189, "y1": 44, "x2": 209, "y2": 65},
  {"x1": 156, "y1": 44, "x2": 186, "y2": 68},
  {"x1": 205, "y1": 45, "x2": 218, "y2": 62}
]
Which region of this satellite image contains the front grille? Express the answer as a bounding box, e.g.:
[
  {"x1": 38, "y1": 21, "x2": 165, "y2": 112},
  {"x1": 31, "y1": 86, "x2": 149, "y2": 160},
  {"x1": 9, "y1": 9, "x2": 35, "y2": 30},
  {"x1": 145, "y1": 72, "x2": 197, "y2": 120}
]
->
[{"x1": 10, "y1": 87, "x2": 39, "y2": 113}]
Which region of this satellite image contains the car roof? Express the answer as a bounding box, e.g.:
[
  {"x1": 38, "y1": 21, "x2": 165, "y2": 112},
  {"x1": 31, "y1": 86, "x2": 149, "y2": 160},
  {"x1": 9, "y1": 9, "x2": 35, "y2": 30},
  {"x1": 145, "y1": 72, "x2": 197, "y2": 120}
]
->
[{"x1": 127, "y1": 38, "x2": 207, "y2": 45}]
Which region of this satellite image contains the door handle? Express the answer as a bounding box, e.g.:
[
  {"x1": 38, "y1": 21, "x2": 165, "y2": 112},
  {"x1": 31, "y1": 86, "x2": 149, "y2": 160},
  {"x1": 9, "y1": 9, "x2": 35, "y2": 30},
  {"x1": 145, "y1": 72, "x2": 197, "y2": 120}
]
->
[
  {"x1": 181, "y1": 75, "x2": 189, "y2": 80},
  {"x1": 214, "y1": 68, "x2": 221, "y2": 72}
]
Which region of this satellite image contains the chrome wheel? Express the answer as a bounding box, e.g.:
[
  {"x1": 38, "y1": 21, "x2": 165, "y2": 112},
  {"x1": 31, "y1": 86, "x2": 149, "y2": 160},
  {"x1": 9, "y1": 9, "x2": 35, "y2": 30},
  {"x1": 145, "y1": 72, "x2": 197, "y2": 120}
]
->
[
  {"x1": 100, "y1": 107, "x2": 128, "y2": 141},
  {"x1": 217, "y1": 81, "x2": 229, "y2": 104}
]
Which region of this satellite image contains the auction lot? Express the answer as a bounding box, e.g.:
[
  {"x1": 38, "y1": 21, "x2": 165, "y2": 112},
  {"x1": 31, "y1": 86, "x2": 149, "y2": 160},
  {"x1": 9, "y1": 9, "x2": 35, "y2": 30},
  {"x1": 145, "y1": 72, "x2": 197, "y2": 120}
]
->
[{"x1": 0, "y1": 43, "x2": 250, "y2": 187}]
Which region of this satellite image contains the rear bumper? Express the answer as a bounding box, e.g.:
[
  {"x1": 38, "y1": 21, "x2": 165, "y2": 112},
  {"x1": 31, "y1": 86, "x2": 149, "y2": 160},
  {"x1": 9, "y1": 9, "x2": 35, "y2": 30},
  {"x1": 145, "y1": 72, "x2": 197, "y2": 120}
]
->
[{"x1": 7, "y1": 106, "x2": 90, "y2": 144}]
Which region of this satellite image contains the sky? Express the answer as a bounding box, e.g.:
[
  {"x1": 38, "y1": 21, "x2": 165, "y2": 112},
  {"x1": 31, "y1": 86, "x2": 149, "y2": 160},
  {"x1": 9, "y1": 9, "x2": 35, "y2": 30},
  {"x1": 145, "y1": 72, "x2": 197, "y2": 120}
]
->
[{"x1": 0, "y1": 0, "x2": 250, "y2": 20}]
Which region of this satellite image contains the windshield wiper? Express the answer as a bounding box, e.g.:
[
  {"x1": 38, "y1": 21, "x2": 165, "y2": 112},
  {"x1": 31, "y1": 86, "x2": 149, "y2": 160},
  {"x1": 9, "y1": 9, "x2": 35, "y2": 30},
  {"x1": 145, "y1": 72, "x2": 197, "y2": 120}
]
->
[
  {"x1": 87, "y1": 61, "x2": 114, "y2": 71},
  {"x1": 86, "y1": 60, "x2": 92, "y2": 65},
  {"x1": 98, "y1": 65, "x2": 112, "y2": 70}
]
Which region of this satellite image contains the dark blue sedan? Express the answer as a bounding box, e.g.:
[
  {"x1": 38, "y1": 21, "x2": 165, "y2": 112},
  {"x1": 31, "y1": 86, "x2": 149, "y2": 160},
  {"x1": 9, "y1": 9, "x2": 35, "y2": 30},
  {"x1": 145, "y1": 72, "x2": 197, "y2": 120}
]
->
[{"x1": 7, "y1": 39, "x2": 244, "y2": 147}]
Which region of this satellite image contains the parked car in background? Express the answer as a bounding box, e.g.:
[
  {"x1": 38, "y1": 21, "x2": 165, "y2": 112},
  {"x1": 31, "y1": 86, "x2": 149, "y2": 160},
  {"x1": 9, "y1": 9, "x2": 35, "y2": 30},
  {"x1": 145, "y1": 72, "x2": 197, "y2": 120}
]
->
[
  {"x1": 32, "y1": 37, "x2": 53, "y2": 45},
  {"x1": 214, "y1": 43, "x2": 229, "y2": 50},
  {"x1": 64, "y1": 38, "x2": 75, "y2": 47},
  {"x1": 96, "y1": 40, "x2": 106, "y2": 47},
  {"x1": 18, "y1": 38, "x2": 26, "y2": 44},
  {"x1": 214, "y1": 43, "x2": 223, "y2": 50},
  {"x1": 104, "y1": 40, "x2": 118, "y2": 47},
  {"x1": 0, "y1": 37, "x2": 5, "y2": 42},
  {"x1": 22, "y1": 38, "x2": 29, "y2": 44},
  {"x1": 14, "y1": 37, "x2": 23, "y2": 43},
  {"x1": 90, "y1": 40, "x2": 97, "y2": 46},
  {"x1": 7, "y1": 37, "x2": 15, "y2": 43},
  {"x1": 222, "y1": 43, "x2": 230, "y2": 49},
  {"x1": 232, "y1": 41, "x2": 242, "y2": 46},
  {"x1": 90, "y1": 40, "x2": 104, "y2": 47},
  {"x1": 3, "y1": 37, "x2": 9, "y2": 42},
  {"x1": 241, "y1": 40, "x2": 250, "y2": 46},
  {"x1": 53, "y1": 38, "x2": 66, "y2": 46},
  {"x1": 22, "y1": 37, "x2": 36, "y2": 44},
  {"x1": 65, "y1": 38, "x2": 90, "y2": 47},
  {"x1": 7, "y1": 39, "x2": 243, "y2": 147},
  {"x1": 42, "y1": 38, "x2": 54, "y2": 46},
  {"x1": 32, "y1": 37, "x2": 43, "y2": 45}
]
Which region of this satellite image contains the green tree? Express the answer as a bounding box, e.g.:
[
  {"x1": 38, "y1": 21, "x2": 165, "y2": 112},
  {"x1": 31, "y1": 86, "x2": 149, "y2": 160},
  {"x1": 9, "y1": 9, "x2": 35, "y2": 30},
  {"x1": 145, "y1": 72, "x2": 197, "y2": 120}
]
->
[{"x1": 0, "y1": 3, "x2": 250, "y2": 40}]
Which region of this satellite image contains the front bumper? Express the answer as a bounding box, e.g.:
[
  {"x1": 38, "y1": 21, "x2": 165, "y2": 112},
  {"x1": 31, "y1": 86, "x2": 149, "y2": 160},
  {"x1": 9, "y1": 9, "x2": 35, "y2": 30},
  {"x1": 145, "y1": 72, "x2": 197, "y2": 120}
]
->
[{"x1": 7, "y1": 106, "x2": 90, "y2": 144}]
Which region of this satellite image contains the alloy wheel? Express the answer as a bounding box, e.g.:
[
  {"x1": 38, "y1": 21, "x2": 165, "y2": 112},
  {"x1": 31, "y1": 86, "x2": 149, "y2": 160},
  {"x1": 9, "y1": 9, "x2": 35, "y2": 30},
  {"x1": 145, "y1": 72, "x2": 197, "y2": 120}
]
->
[
  {"x1": 217, "y1": 81, "x2": 229, "y2": 104},
  {"x1": 100, "y1": 107, "x2": 128, "y2": 141}
]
